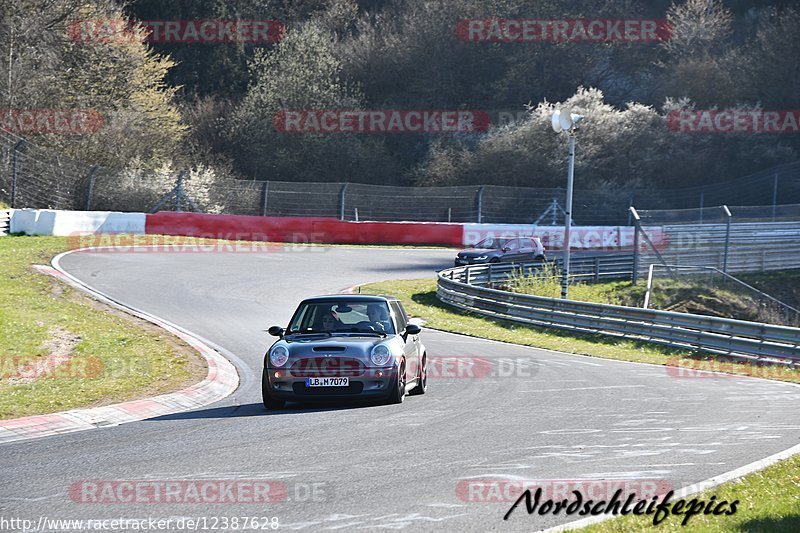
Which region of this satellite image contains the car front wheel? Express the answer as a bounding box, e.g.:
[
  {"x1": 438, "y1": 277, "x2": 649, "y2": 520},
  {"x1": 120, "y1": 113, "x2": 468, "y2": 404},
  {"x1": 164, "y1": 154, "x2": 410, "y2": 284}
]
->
[
  {"x1": 387, "y1": 361, "x2": 406, "y2": 404},
  {"x1": 262, "y1": 369, "x2": 286, "y2": 410},
  {"x1": 409, "y1": 354, "x2": 427, "y2": 396}
]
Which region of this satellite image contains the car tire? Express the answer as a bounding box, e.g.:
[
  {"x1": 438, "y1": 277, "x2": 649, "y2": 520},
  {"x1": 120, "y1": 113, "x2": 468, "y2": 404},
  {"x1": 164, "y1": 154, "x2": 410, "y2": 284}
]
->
[
  {"x1": 489, "y1": 257, "x2": 500, "y2": 264},
  {"x1": 409, "y1": 354, "x2": 427, "y2": 396},
  {"x1": 535, "y1": 254, "x2": 546, "y2": 261},
  {"x1": 262, "y1": 369, "x2": 286, "y2": 410},
  {"x1": 387, "y1": 361, "x2": 406, "y2": 404}
]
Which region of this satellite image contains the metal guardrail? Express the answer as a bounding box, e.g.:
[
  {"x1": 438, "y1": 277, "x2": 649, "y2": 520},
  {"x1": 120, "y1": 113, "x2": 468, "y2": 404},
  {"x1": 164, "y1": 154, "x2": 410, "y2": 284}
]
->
[
  {"x1": 437, "y1": 264, "x2": 800, "y2": 362},
  {"x1": 448, "y1": 255, "x2": 634, "y2": 287}
]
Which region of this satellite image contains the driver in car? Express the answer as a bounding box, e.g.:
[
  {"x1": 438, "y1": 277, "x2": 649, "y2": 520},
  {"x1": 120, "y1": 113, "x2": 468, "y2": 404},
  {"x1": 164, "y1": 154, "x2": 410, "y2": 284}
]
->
[
  {"x1": 367, "y1": 304, "x2": 392, "y2": 333},
  {"x1": 318, "y1": 311, "x2": 339, "y2": 332}
]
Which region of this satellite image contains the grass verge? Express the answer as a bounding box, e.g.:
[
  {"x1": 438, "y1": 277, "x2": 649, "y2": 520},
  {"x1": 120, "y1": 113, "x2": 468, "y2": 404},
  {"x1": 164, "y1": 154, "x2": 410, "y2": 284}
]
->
[
  {"x1": 0, "y1": 235, "x2": 207, "y2": 419},
  {"x1": 362, "y1": 277, "x2": 800, "y2": 532},
  {"x1": 578, "y1": 452, "x2": 800, "y2": 532}
]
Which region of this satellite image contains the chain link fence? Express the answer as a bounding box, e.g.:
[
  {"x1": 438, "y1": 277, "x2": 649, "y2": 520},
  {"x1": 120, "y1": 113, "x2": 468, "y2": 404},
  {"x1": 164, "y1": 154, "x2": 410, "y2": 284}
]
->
[{"x1": 4, "y1": 129, "x2": 800, "y2": 225}]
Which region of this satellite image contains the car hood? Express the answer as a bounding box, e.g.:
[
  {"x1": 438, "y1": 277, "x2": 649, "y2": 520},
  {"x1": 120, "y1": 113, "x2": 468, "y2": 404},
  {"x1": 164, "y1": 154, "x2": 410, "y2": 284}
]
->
[
  {"x1": 276, "y1": 334, "x2": 399, "y2": 358},
  {"x1": 457, "y1": 248, "x2": 498, "y2": 257}
]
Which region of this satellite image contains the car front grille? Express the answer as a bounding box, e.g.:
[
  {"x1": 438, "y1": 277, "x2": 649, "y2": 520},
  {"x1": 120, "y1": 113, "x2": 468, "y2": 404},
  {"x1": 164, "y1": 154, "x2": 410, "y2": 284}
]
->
[{"x1": 290, "y1": 357, "x2": 365, "y2": 377}]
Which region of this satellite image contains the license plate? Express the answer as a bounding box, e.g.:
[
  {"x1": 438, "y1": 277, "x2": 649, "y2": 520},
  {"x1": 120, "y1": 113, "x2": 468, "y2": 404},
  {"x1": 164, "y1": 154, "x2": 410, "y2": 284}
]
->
[{"x1": 306, "y1": 377, "x2": 349, "y2": 387}]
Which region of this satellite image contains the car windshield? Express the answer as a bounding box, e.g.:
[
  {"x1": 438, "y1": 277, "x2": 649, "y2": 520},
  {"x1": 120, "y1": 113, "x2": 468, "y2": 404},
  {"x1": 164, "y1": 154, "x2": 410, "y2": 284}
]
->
[
  {"x1": 474, "y1": 238, "x2": 509, "y2": 249},
  {"x1": 287, "y1": 301, "x2": 396, "y2": 335}
]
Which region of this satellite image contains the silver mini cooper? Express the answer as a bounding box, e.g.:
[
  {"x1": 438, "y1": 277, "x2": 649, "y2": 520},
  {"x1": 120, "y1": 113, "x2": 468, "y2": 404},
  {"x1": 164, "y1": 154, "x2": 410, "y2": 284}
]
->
[{"x1": 262, "y1": 295, "x2": 427, "y2": 409}]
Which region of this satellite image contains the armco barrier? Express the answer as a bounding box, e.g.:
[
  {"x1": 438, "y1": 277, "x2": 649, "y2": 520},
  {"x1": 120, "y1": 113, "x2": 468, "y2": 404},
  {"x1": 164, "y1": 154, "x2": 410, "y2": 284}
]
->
[
  {"x1": 453, "y1": 256, "x2": 634, "y2": 285},
  {"x1": 10, "y1": 209, "x2": 146, "y2": 236},
  {"x1": 463, "y1": 223, "x2": 668, "y2": 250},
  {"x1": 145, "y1": 211, "x2": 464, "y2": 246},
  {"x1": 438, "y1": 264, "x2": 800, "y2": 361}
]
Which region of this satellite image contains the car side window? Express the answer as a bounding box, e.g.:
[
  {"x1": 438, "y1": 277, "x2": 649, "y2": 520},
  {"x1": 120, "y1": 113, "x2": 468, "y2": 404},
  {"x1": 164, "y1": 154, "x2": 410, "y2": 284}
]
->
[
  {"x1": 390, "y1": 302, "x2": 408, "y2": 331},
  {"x1": 506, "y1": 239, "x2": 520, "y2": 250}
]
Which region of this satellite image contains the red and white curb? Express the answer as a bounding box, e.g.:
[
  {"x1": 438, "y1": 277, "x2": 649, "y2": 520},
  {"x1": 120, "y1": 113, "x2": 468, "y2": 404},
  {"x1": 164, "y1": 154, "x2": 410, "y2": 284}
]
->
[{"x1": 0, "y1": 257, "x2": 239, "y2": 444}]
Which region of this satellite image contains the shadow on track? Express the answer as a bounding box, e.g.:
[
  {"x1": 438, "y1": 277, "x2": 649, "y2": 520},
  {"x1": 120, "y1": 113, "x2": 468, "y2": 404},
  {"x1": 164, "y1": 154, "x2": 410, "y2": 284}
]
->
[{"x1": 150, "y1": 400, "x2": 390, "y2": 421}]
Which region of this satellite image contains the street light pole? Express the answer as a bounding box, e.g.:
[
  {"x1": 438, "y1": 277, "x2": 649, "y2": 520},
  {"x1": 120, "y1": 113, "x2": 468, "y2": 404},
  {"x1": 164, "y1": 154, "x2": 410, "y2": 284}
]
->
[
  {"x1": 561, "y1": 134, "x2": 575, "y2": 299},
  {"x1": 551, "y1": 108, "x2": 583, "y2": 300}
]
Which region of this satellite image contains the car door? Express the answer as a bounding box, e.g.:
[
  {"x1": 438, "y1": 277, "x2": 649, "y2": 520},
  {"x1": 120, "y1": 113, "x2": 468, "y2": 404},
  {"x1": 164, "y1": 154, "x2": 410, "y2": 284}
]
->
[
  {"x1": 502, "y1": 238, "x2": 523, "y2": 263},
  {"x1": 518, "y1": 238, "x2": 536, "y2": 262},
  {"x1": 390, "y1": 301, "x2": 418, "y2": 382}
]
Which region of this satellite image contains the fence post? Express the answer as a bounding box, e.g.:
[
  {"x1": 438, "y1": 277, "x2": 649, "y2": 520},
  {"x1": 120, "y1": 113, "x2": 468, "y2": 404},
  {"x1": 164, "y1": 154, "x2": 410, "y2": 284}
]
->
[
  {"x1": 699, "y1": 191, "x2": 704, "y2": 223},
  {"x1": 722, "y1": 205, "x2": 732, "y2": 274},
  {"x1": 477, "y1": 186, "x2": 485, "y2": 223},
  {"x1": 772, "y1": 171, "x2": 779, "y2": 221},
  {"x1": 260, "y1": 181, "x2": 270, "y2": 217},
  {"x1": 627, "y1": 196, "x2": 634, "y2": 225},
  {"x1": 643, "y1": 264, "x2": 656, "y2": 309},
  {"x1": 630, "y1": 207, "x2": 641, "y2": 285},
  {"x1": 85, "y1": 167, "x2": 97, "y2": 210},
  {"x1": 594, "y1": 257, "x2": 600, "y2": 282},
  {"x1": 447, "y1": 207, "x2": 452, "y2": 223},
  {"x1": 10, "y1": 140, "x2": 26, "y2": 208},
  {"x1": 339, "y1": 183, "x2": 349, "y2": 220},
  {"x1": 175, "y1": 170, "x2": 186, "y2": 212}
]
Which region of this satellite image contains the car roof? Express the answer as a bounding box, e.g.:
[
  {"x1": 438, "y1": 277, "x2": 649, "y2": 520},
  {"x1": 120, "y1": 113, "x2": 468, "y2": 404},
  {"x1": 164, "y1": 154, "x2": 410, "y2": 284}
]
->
[{"x1": 300, "y1": 294, "x2": 397, "y2": 304}]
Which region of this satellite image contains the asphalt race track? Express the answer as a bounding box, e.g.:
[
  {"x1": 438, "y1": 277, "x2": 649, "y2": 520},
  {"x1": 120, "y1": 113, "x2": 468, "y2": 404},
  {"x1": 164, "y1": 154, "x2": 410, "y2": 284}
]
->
[{"x1": 3, "y1": 246, "x2": 800, "y2": 532}]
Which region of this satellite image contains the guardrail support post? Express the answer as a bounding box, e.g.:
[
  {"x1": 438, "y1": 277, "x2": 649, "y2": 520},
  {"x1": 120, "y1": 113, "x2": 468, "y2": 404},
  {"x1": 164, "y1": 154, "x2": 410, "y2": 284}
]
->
[
  {"x1": 594, "y1": 257, "x2": 600, "y2": 282},
  {"x1": 487, "y1": 264, "x2": 493, "y2": 286},
  {"x1": 722, "y1": 205, "x2": 732, "y2": 275}
]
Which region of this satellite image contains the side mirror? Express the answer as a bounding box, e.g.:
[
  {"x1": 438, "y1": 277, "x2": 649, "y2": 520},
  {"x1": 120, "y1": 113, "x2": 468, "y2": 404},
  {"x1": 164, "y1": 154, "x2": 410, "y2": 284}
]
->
[
  {"x1": 405, "y1": 324, "x2": 422, "y2": 335},
  {"x1": 502, "y1": 247, "x2": 511, "y2": 252},
  {"x1": 268, "y1": 326, "x2": 284, "y2": 338}
]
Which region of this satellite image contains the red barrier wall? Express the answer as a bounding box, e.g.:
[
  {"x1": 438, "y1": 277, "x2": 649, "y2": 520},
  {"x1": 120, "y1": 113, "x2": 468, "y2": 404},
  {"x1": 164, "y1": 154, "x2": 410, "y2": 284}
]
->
[{"x1": 145, "y1": 212, "x2": 463, "y2": 246}]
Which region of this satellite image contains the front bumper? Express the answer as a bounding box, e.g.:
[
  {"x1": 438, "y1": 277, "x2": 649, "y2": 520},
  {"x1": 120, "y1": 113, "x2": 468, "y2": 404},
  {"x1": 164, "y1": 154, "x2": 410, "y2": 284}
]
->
[
  {"x1": 265, "y1": 366, "x2": 399, "y2": 401},
  {"x1": 454, "y1": 257, "x2": 489, "y2": 266}
]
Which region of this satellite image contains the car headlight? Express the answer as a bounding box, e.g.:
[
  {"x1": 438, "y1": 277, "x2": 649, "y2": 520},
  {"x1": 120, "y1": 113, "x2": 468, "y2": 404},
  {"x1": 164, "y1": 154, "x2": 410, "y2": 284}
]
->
[
  {"x1": 370, "y1": 344, "x2": 393, "y2": 366},
  {"x1": 269, "y1": 345, "x2": 289, "y2": 367},
  {"x1": 474, "y1": 256, "x2": 488, "y2": 261}
]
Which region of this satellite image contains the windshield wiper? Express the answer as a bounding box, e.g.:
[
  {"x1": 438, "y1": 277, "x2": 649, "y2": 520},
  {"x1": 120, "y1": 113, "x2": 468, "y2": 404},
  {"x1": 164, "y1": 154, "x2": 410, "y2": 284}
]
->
[
  {"x1": 337, "y1": 329, "x2": 388, "y2": 337},
  {"x1": 285, "y1": 331, "x2": 332, "y2": 338}
]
